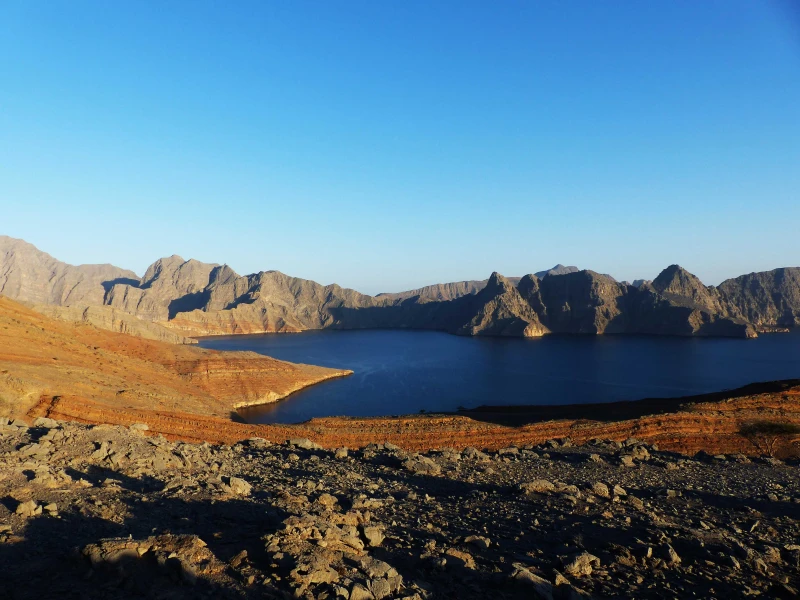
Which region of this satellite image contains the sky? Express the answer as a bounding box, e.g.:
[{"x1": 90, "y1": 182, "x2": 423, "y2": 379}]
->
[{"x1": 1, "y1": 1, "x2": 799, "y2": 294}]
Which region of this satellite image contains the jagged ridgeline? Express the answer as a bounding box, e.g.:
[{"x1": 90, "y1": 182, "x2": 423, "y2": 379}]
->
[{"x1": 1, "y1": 235, "x2": 799, "y2": 340}]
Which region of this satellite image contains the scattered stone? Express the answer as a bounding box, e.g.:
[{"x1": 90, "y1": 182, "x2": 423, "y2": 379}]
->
[
  {"x1": 15, "y1": 499, "x2": 41, "y2": 518},
  {"x1": 0, "y1": 417, "x2": 796, "y2": 599},
  {"x1": 403, "y1": 454, "x2": 441, "y2": 476},
  {"x1": 289, "y1": 438, "x2": 322, "y2": 450},
  {"x1": 563, "y1": 552, "x2": 600, "y2": 577},
  {"x1": 520, "y1": 479, "x2": 556, "y2": 494},
  {"x1": 226, "y1": 476, "x2": 252, "y2": 496},
  {"x1": 464, "y1": 535, "x2": 491, "y2": 550},
  {"x1": 362, "y1": 525, "x2": 385, "y2": 547},
  {"x1": 591, "y1": 482, "x2": 610, "y2": 498}
]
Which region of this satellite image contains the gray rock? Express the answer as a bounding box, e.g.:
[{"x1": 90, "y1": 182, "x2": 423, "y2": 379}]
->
[
  {"x1": 403, "y1": 455, "x2": 441, "y2": 476},
  {"x1": 362, "y1": 525, "x2": 385, "y2": 547},
  {"x1": 563, "y1": 552, "x2": 600, "y2": 577},
  {"x1": 15, "y1": 499, "x2": 41, "y2": 518},
  {"x1": 289, "y1": 438, "x2": 322, "y2": 450},
  {"x1": 512, "y1": 564, "x2": 555, "y2": 599},
  {"x1": 33, "y1": 417, "x2": 59, "y2": 429},
  {"x1": 464, "y1": 535, "x2": 491, "y2": 550},
  {"x1": 520, "y1": 479, "x2": 555, "y2": 494},
  {"x1": 368, "y1": 577, "x2": 392, "y2": 599},
  {"x1": 591, "y1": 482, "x2": 610, "y2": 498},
  {"x1": 226, "y1": 477, "x2": 252, "y2": 496},
  {"x1": 350, "y1": 583, "x2": 374, "y2": 600}
]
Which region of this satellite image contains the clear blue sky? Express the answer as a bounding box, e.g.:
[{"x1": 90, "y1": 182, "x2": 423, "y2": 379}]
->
[{"x1": 1, "y1": 1, "x2": 798, "y2": 294}]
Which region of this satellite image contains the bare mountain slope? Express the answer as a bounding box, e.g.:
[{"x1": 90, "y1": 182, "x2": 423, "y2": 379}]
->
[
  {"x1": 717, "y1": 267, "x2": 800, "y2": 326},
  {"x1": 0, "y1": 295, "x2": 349, "y2": 419},
  {"x1": 0, "y1": 235, "x2": 137, "y2": 306},
  {"x1": 2, "y1": 236, "x2": 796, "y2": 340}
]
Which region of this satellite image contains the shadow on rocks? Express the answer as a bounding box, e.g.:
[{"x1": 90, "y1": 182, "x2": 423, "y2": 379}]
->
[{"x1": 0, "y1": 489, "x2": 289, "y2": 600}]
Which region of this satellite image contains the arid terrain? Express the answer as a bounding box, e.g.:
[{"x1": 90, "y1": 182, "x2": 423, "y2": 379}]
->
[
  {"x1": 0, "y1": 296, "x2": 351, "y2": 421},
  {"x1": 1, "y1": 418, "x2": 799, "y2": 600},
  {"x1": 2, "y1": 278, "x2": 800, "y2": 599},
  {"x1": 3, "y1": 292, "x2": 800, "y2": 456}
]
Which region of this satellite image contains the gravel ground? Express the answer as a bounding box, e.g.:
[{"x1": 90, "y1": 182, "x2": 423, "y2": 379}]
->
[{"x1": 1, "y1": 417, "x2": 799, "y2": 599}]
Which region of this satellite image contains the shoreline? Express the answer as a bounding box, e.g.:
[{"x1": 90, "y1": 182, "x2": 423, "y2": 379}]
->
[{"x1": 230, "y1": 368, "x2": 353, "y2": 410}]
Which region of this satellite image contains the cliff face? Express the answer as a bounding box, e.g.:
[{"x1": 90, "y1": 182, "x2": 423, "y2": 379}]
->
[
  {"x1": 105, "y1": 256, "x2": 219, "y2": 321},
  {"x1": 456, "y1": 273, "x2": 549, "y2": 337},
  {"x1": 717, "y1": 267, "x2": 800, "y2": 326},
  {"x1": 534, "y1": 270, "x2": 628, "y2": 334}
]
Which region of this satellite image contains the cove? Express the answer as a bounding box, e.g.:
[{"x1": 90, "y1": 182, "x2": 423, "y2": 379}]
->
[{"x1": 197, "y1": 329, "x2": 800, "y2": 424}]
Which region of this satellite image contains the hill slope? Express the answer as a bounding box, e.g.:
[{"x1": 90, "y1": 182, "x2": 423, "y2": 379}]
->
[{"x1": 0, "y1": 296, "x2": 350, "y2": 419}]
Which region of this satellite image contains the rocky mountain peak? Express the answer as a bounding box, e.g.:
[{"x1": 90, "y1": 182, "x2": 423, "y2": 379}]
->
[
  {"x1": 141, "y1": 256, "x2": 186, "y2": 288},
  {"x1": 483, "y1": 272, "x2": 513, "y2": 294},
  {"x1": 652, "y1": 264, "x2": 695, "y2": 292},
  {"x1": 651, "y1": 265, "x2": 723, "y2": 312},
  {"x1": 140, "y1": 256, "x2": 218, "y2": 292}
]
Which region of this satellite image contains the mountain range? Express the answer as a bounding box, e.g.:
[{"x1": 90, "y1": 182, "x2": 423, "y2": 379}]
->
[{"x1": 2, "y1": 235, "x2": 798, "y2": 341}]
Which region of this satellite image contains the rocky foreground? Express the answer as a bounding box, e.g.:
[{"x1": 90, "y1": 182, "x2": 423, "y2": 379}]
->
[{"x1": 2, "y1": 418, "x2": 799, "y2": 599}]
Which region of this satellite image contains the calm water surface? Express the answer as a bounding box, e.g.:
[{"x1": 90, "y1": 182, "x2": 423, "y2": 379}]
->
[{"x1": 198, "y1": 330, "x2": 800, "y2": 424}]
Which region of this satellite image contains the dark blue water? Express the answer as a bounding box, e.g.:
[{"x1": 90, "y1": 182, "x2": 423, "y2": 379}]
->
[{"x1": 197, "y1": 329, "x2": 800, "y2": 424}]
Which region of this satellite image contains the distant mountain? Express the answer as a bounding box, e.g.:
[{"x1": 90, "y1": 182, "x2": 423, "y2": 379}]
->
[
  {"x1": 0, "y1": 235, "x2": 137, "y2": 306},
  {"x1": 2, "y1": 235, "x2": 798, "y2": 340},
  {"x1": 717, "y1": 268, "x2": 800, "y2": 327},
  {"x1": 0, "y1": 235, "x2": 191, "y2": 343},
  {"x1": 377, "y1": 264, "x2": 578, "y2": 303},
  {"x1": 534, "y1": 264, "x2": 579, "y2": 278},
  {"x1": 377, "y1": 278, "x2": 521, "y2": 302}
]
